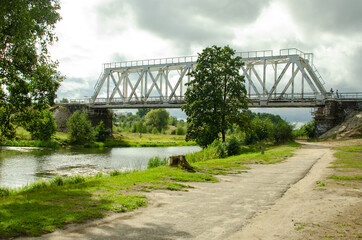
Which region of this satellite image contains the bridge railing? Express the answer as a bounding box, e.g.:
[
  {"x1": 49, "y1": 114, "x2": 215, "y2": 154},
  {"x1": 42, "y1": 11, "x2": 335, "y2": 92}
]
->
[
  {"x1": 103, "y1": 56, "x2": 198, "y2": 69},
  {"x1": 333, "y1": 92, "x2": 362, "y2": 99},
  {"x1": 236, "y1": 50, "x2": 273, "y2": 58},
  {"x1": 92, "y1": 96, "x2": 186, "y2": 104},
  {"x1": 280, "y1": 48, "x2": 314, "y2": 63},
  {"x1": 100, "y1": 48, "x2": 316, "y2": 71}
]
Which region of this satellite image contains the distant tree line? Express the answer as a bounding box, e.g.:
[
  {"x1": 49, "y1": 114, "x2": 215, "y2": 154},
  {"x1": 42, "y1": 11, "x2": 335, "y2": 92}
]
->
[{"x1": 113, "y1": 109, "x2": 186, "y2": 135}]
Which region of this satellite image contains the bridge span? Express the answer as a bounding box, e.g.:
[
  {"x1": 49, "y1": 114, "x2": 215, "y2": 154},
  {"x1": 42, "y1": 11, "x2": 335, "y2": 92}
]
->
[
  {"x1": 59, "y1": 48, "x2": 362, "y2": 136},
  {"x1": 90, "y1": 48, "x2": 332, "y2": 109}
]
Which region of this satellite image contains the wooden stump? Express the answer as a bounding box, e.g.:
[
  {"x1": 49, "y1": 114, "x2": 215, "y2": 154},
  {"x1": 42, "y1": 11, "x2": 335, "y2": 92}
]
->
[{"x1": 169, "y1": 155, "x2": 195, "y2": 172}]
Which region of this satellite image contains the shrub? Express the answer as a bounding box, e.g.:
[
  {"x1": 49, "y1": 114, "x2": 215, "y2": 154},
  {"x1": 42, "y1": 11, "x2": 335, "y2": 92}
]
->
[
  {"x1": 95, "y1": 121, "x2": 111, "y2": 142},
  {"x1": 301, "y1": 120, "x2": 316, "y2": 138},
  {"x1": 67, "y1": 110, "x2": 95, "y2": 144},
  {"x1": 147, "y1": 156, "x2": 169, "y2": 169},
  {"x1": 110, "y1": 170, "x2": 122, "y2": 176},
  {"x1": 227, "y1": 137, "x2": 241, "y2": 156},
  {"x1": 151, "y1": 127, "x2": 158, "y2": 134},
  {"x1": 0, "y1": 187, "x2": 10, "y2": 197},
  {"x1": 186, "y1": 139, "x2": 227, "y2": 163},
  {"x1": 176, "y1": 126, "x2": 186, "y2": 135},
  {"x1": 209, "y1": 139, "x2": 227, "y2": 158},
  {"x1": 51, "y1": 175, "x2": 64, "y2": 186},
  {"x1": 23, "y1": 109, "x2": 57, "y2": 141},
  {"x1": 270, "y1": 121, "x2": 294, "y2": 144}
]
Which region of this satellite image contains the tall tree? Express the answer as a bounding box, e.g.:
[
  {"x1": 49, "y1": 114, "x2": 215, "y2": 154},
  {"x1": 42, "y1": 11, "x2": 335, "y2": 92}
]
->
[
  {"x1": 182, "y1": 45, "x2": 249, "y2": 147},
  {"x1": 145, "y1": 109, "x2": 169, "y2": 133},
  {"x1": 0, "y1": 0, "x2": 63, "y2": 139}
]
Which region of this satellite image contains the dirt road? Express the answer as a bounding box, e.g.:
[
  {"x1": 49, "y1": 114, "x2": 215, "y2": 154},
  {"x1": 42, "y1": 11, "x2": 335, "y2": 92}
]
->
[{"x1": 23, "y1": 141, "x2": 359, "y2": 240}]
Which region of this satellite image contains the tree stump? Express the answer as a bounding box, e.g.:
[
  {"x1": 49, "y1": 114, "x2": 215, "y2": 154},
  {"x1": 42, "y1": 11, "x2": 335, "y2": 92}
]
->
[{"x1": 169, "y1": 155, "x2": 195, "y2": 172}]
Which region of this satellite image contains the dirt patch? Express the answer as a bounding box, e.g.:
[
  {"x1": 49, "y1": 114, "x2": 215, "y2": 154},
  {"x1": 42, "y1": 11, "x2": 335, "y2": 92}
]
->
[{"x1": 227, "y1": 139, "x2": 362, "y2": 240}]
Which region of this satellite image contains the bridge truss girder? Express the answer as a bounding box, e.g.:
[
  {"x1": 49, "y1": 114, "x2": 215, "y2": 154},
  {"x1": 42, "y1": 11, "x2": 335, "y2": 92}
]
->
[{"x1": 91, "y1": 49, "x2": 327, "y2": 108}]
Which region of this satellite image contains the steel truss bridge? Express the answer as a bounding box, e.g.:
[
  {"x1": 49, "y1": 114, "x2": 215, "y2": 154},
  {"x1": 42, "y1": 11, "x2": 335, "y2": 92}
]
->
[{"x1": 88, "y1": 48, "x2": 361, "y2": 109}]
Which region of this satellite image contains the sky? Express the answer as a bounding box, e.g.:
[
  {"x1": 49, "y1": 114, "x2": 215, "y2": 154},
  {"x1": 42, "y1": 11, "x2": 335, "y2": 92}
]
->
[{"x1": 49, "y1": 0, "x2": 362, "y2": 124}]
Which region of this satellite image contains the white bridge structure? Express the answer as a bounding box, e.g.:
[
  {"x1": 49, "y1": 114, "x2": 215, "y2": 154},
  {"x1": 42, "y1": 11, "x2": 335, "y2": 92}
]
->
[{"x1": 89, "y1": 48, "x2": 347, "y2": 109}]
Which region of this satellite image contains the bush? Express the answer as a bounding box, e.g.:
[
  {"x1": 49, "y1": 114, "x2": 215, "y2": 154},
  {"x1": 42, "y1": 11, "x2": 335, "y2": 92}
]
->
[
  {"x1": 0, "y1": 187, "x2": 10, "y2": 197},
  {"x1": 227, "y1": 137, "x2": 241, "y2": 156},
  {"x1": 186, "y1": 139, "x2": 227, "y2": 163},
  {"x1": 0, "y1": 106, "x2": 16, "y2": 140},
  {"x1": 147, "y1": 156, "x2": 169, "y2": 169},
  {"x1": 23, "y1": 109, "x2": 57, "y2": 141},
  {"x1": 67, "y1": 110, "x2": 95, "y2": 144},
  {"x1": 95, "y1": 121, "x2": 111, "y2": 142},
  {"x1": 51, "y1": 175, "x2": 64, "y2": 186},
  {"x1": 270, "y1": 121, "x2": 294, "y2": 144},
  {"x1": 209, "y1": 139, "x2": 227, "y2": 158},
  {"x1": 176, "y1": 126, "x2": 186, "y2": 135},
  {"x1": 110, "y1": 170, "x2": 122, "y2": 176},
  {"x1": 151, "y1": 127, "x2": 158, "y2": 134},
  {"x1": 301, "y1": 120, "x2": 316, "y2": 138}
]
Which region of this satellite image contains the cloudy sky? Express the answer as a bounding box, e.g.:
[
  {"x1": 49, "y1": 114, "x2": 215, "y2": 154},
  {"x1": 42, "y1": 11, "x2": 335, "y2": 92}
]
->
[{"x1": 49, "y1": 0, "x2": 362, "y2": 123}]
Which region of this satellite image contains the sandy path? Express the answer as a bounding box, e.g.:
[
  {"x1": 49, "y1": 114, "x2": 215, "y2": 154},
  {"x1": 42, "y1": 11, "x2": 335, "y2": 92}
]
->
[{"x1": 24, "y1": 142, "x2": 335, "y2": 240}]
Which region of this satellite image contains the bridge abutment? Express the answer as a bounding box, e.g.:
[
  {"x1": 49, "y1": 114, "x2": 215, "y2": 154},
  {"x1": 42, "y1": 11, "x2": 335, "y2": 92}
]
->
[
  {"x1": 52, "y1": 104, "x2": 113, "y2": 133},
  {"x1": 314, "y1": 100, "x2": 362, "y2": 136}
]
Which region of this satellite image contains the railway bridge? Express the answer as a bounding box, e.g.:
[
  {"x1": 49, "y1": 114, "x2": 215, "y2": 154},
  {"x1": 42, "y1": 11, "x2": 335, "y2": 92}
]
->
[{"x1": 60, "y1": 48, "x2": 362, "y2": 135}]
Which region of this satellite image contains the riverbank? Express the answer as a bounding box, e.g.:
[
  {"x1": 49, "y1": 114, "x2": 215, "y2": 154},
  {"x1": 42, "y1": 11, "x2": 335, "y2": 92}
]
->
[
  {"x1": 0, "y1": 143, "x2": 297, "y2": 238},
  {"x1": 15, "y1": 139, "x2": 360, "y2": 240},
  {"x1": 0, "y1": 129, "x2": 195, "y2": 149}
]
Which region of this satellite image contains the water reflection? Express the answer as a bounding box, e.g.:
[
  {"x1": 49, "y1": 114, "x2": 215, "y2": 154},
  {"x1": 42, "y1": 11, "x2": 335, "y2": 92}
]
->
[{"x1": 0, "y1": 146, "x2": 200, "y2": 188}]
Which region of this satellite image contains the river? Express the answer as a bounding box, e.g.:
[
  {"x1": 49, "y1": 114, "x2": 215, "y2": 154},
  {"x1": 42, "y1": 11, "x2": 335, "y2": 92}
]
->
[{"x1": 0, "y1": 146, "x2": 201, "y2": 189}]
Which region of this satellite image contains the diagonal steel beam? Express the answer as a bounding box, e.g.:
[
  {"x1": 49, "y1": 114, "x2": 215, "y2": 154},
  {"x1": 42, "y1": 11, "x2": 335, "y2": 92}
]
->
[
  {"x1": 241, "y1": 65, "x2": 260, "y2": 96},
  {"x1": 128, "y1": 69, "x2": 146, "y2": 101},
  {"x1": 146, "y1": 70, "x2": 163, "y2": 100},
  {"x1": 169, "y1": 66, "x2": 189, "y2": 100},
  {"x1": 279, "y1": 67, "x2": 300, "y2": 98},
  {"x1": 291, "y1": 56, "x2": 319, "y2": 95},
  {"x1": 251, "y1": 66, "x2": 269, "y2": 95},
  {"x1": 267, "y1": 62, "x2": 291, "y2": 99},
  {"x1": 110, "y1": 72, "x2": 125, "y2": 101}
]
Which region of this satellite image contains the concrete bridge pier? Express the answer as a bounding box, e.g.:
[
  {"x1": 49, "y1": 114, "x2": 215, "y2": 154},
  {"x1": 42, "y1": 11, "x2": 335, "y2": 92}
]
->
[
  {"x1": 314, "y1": 100, "x2": 362, "y2": 136},
  {"x1": 52, "y1": 104, "x2": 113, "y2": 133}
]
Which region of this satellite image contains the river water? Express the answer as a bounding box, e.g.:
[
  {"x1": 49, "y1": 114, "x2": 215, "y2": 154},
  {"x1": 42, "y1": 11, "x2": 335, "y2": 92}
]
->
[{"x1": 0, "y1": 146, "x2": 201, "y2": 189}]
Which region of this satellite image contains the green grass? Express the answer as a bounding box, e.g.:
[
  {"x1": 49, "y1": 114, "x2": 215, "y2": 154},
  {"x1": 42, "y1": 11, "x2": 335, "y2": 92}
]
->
[
  {"x1": 1, "y1": 128, "x2": 195, "y2": 149},
  {"x1": 0, "y1": 169, "x2": 216, "y2": 238},
  {"x1": 192, "y1": 142, "x2": 298, "y2": 175},
  {"x1": 328, "y1": 144, "x2": 362, "y2": 182},
  {"x1": 329, "y1": 175, "x2": 362, "y2": 180},
  {"x1": 0, "y1": 143, "x2": 298, "y2": 238},
  {"x1": 107, "y1": 132, "x2": 196, "y2": 147},
  {"x1": 332, "y1": 145, "x2": 362, "y2": 169}
]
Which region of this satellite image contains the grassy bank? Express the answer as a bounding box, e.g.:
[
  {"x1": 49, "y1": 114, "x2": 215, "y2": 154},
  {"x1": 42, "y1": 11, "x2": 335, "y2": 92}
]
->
[
  {"x1": 106, "y1": 132, "x2": 196, "y2": 147},
  {"x1": 328, "y1": 143, "x2": 362, "y2": 184},
  {"x1": 0, "y1": 128, "x2": 195, "y2": 148},
  {"x1": 0, "y1": 143, "x2": 297, "y2": 238}
]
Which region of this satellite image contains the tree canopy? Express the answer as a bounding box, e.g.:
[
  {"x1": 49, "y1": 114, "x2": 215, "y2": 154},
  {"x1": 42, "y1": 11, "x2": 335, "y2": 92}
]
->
[
  {"x1": 182, "y1": 45, "x2": 249, "y2": 147},
  {"x1": 0, "y1": 0, "x2": 63, "y2": 139},
  {"x1": 145, "y1": 109, "x2": 169, "y2": 133}
]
